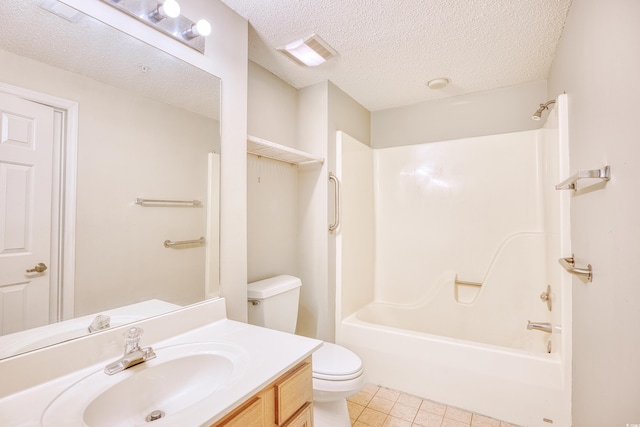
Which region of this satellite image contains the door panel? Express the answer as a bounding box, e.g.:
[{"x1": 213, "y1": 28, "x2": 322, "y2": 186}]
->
[{"x1": 0, "y1": 92, "x2": 55, "y2": 335}]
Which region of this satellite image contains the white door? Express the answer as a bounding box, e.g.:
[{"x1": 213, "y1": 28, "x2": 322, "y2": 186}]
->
[{"x1": 0, "y1": 91, "x2": 55, "y2": 335}]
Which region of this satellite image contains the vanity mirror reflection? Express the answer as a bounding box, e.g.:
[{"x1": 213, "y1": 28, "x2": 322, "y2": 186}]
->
[{"x1": 0, "y1": 0, "x2": 221, "y2": 359}]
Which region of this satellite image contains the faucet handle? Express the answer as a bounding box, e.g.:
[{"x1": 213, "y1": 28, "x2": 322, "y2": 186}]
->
[
  {"x1": 125, "y1": 327, "x2": 143, "y2": 338},
  {"x1": 124, "y1": 327, "x2": 143, "y2": 349}
]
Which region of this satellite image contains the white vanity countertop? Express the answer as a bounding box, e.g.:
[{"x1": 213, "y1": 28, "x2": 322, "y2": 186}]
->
[{"x1": 0, "y1": 300, "x2": 322, "y2": 426}]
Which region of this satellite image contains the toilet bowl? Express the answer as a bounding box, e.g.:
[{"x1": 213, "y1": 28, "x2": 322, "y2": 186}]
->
[
  {"x1": 312, "y1": 342, "x2": 365, "y2": 427},
  {"x1": 247, "y1": 275, "x2": 364, "y2": 427}
]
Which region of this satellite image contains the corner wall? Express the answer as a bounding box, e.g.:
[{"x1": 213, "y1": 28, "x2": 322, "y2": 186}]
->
[
  {"x1": 371, "y1": 80, "x2": 547, "y2": 148},
  {"x1": 246, "y1": 68, "x2": 371, "y2": 342},
  {"x1": 547, "y1": 0, "x2": 640, "y2": 425}
]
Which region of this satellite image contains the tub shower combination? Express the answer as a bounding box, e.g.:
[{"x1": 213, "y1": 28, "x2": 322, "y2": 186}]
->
[{"x1": 332, "y1": 95, "x2": 572, "y2": 427}]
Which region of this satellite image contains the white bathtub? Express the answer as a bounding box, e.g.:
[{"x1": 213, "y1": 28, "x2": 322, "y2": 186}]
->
[
  {"x1": 336, "y1": 234, "x2": 570, "y2": 425},
  {"x1": 339, "y1": 310, "x2": 568, "y2": 426}
]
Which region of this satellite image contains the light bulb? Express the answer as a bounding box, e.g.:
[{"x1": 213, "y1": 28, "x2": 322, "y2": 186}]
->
[
  {"x1": 184, "y1": 19, "x2": 211, "y2": 39},
  {"x1": 150, "y1": 0, "x2": 180, "y2": 20},
  {"x1": 193, "y1": 19, "x2": 211, "y2": 37}
]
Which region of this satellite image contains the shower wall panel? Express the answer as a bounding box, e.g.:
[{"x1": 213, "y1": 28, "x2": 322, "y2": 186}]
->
[{"x1": 373, "y1": 131, "x2": 541, "y2": 304}]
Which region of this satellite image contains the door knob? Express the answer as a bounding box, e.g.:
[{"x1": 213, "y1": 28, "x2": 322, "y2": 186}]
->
[{"x1": 26, "y1": 263, "x2": 47, "y2": 273}]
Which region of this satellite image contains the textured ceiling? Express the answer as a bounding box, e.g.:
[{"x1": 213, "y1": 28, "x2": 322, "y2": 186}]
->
[
  {"x1": 0, "y1": 0, "x2": 219, "y2": 119},
  {"x1": 220, "y1": 0, "x2": 572, "y2": 112}
]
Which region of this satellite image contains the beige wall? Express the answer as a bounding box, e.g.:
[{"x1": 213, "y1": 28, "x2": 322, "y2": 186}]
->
[
  {"x1": 247, "y1": 65, "x2": 371, "y2": 341},
  {"x1": 247, "y1": 154, "x2": 299, "y2": 283},
  {"x1": 296, "y1": 82, "x2": 371, "y2": 341},
  {"x1": 248, "y1": 61, "x2": 298, "y2": 147},
  {"x1": 371, "y1": 80, "x2": 547, "y2": 148},
  {"x1": 296, "y1": 83, "x2": 330, "y2": 340},
  {"x1": 246, "y1": 62, "x2": 300, "y2": 287},
  {"x1": 548, "y1": 0, "x2": 640, "y2": 425}
]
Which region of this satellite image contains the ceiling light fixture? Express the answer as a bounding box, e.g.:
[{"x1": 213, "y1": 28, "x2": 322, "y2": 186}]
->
[
  {"x1": 277, "y1": 34, "x2": 337, "y2": 67},
  {"x1": 99, "y1": 0, "x2": 211, "y2": 54}
]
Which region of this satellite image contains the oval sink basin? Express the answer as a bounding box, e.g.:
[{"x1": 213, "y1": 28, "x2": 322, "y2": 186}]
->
[{"x1": 42, "y1": 341, "x2": 249, "y2": 427}]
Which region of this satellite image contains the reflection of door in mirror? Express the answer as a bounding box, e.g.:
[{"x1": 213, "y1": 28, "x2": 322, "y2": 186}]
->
[
  {"x1": 0, "y1": 93, "x2": 56, "y2": 335},
  {"x1": 0, "y1": 0, "x2": 221, "y2": 359}
]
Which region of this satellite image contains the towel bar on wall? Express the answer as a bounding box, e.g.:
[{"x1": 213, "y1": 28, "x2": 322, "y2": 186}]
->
[
  {"x1": 164, "y1": 237, "x2": 205, "y2": 249},
  {"x1": 328, "y1": 173, "x2": 341, "y2": 233},
  {"x1": 555, "y1": 165, "x2": 610, "y2": 191},
  {"x1": 135, "y1": 198, "x2": 202, "y2": 207},
  {"x1": 559, "y1": 255, "x2": 592, "y2": 282}
]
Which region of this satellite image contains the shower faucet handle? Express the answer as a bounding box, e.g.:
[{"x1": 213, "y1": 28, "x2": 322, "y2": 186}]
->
[{"x1": 539, "y1": 285, "x2": 552, "y2": 311}]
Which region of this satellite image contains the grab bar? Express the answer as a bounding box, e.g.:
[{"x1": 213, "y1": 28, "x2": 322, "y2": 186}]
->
[
  {"x1": 329, "y1": 173, "x2": 341, "y2": 233},
  {"x1": 164, "y1": 237, "x2": 205, "y2": 249},
  {"x1": 559, "y1": 255, "x2": 592, "y2": 282},
  {"x1": 135, "y1": 198, "x2": 202, "y2": 207},
  {"x1": 555, "y1": 165, "x2": 610, "y2": 191},
  {"x1": 455, "y1": 280, "x2": 482, "y2": 287}
]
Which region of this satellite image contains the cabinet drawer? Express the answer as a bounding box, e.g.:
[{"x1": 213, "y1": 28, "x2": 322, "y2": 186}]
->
[
  {"x1": 214, "y1": 396, "x2": 264, "y2": 427},
  {"x1": 281, "y1": 402, "x2": 312, "y2": 427},
  {"x1": 275, "y1": 362, "x2": 312, "y2": 424}
]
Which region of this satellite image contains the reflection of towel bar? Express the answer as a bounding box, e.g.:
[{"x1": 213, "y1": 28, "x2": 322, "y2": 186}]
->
[
  {"x1": 455, "y1": 280, "x2": 482, "y2": 287},
  {"x1": 135, "y1": 198, "x2": 202, "y2": 207},
  {"x1": 164, "y1": 237, "x2": 205, "y2": 249},
  {"x1": 559, "y1": 255, "x2": 592, "y2": 282},
  {"x1": 555, "y1": 165, "x2": 610, "y2": 191}
]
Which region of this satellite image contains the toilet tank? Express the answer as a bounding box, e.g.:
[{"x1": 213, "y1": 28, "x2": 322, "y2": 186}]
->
[{"x1": 247, "y1": 275, "x2": 301, "y2": 334}]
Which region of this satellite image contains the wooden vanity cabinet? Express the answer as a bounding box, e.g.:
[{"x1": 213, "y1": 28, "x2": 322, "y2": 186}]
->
[{"x1": 212, "y1": 357, "x2": 313, "y2": 427}]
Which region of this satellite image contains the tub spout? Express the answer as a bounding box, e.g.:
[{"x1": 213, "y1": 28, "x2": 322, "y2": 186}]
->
[{"x1": 527, "y1": 321, "x2": 552, "y2": 333}]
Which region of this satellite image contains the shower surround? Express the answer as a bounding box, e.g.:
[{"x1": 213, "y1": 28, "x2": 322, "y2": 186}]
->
[{"x1": 333, "y1": 96, "x2": 571, "y2": 427}]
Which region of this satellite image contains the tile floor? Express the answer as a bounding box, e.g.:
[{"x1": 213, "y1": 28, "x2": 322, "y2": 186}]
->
[{"x1": 348, "y1": 384, "x2": 520, "y2": 427}]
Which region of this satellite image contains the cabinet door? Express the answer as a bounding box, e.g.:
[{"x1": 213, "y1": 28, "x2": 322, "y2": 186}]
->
[
  {"x1": 281, "y1": 403, "x2": 312, "y2": 427},
  {"x1": 276, "y1": 362, "x2": 312, "y2": 424},
  {"x1": 214, "y1": 396, "x2": 264, "y2": 427}
]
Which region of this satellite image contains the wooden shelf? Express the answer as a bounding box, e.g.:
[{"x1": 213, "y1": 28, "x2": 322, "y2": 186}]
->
[{"x1": 247, "y1": 135, "x2": 324, "y2": 165}]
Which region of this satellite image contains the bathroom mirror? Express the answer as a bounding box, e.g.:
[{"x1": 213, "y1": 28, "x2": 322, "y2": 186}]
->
[{"x1": 0, "y1": 0, "x2": 221, "y2": 358}]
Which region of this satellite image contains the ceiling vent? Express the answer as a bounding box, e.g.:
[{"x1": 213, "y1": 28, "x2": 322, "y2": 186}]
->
[{"x1": 277, "y1": 33, "x2": 337, "y2": 67}]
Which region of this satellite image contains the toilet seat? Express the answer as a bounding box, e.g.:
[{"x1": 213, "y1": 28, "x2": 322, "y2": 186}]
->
[{"x1": 312, "y1": 342, "x2": 363, "y2": 381}]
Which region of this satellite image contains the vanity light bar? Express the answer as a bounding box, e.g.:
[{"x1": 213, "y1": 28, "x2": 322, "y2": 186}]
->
[{"x1": 99, "y1": 0, "x2": 211, "y2": 54}]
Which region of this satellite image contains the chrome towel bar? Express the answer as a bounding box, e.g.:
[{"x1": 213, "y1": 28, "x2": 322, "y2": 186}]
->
[
  {"x1": 555, "y1": 165, "x2": 610, "y2": 191},
  {"x1": 559, "y1": 255, "x2": 592, "y2": 282},
  {"x1": 164, "y1": 237, "x2": 205, "y2": 249},
  {"x1": 135, "y1": 198, "x2": 202, "y2": 207},
  {"x1": 329, "y1": 173, "x2": 341, "y2": 233}
]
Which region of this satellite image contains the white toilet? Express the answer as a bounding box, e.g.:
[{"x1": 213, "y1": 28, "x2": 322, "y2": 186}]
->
[{"x1": 247, "y1": 275, "x2": 364, "y2": 427}]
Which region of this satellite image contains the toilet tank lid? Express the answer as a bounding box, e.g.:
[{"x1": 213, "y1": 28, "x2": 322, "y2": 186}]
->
[{"x1": 247, "y1": 275, "x2": 301, "y2": 299}]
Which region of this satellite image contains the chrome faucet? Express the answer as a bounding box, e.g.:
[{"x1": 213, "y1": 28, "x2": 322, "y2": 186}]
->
[
  {"x1": 104, "y1": 327, "x2": 156, "y2": 375},
  {"x1": 527, "y1": 320, "x2": 553, "y2": 333}
]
